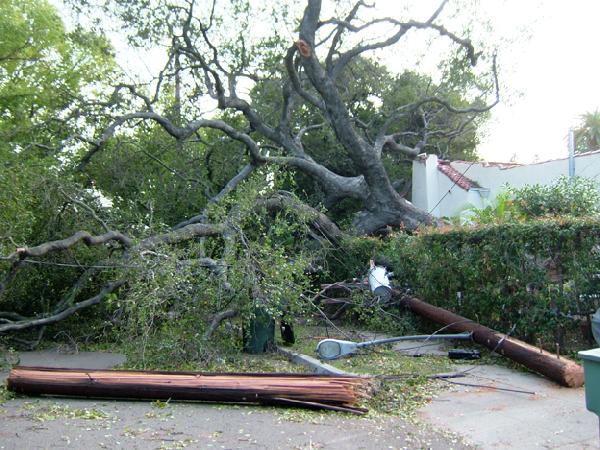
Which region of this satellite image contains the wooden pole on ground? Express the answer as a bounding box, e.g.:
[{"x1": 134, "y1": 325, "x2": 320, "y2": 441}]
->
[
  {"x1": 7, "y1": 367, "x2": 371, "y2": 414},
  {"x1": 398, "y1": 295, "x2": 584, "y2": 388}
]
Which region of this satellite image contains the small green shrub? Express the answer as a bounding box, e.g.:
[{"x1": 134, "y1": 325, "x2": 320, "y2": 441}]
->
[
  {"x1": 459, "y1": 176, "x2": 599, "y2": 226},
  {"x1": 459, "y1": 191, "x2": 522, "y2": 225},
  {"x1": 511, "y1": 176, "x2": 600, "y2": 218}
]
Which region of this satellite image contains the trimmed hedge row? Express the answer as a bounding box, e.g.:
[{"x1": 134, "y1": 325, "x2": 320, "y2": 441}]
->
[{"x1": 337, "y1": 218, "x2": 600, "y2": 352}]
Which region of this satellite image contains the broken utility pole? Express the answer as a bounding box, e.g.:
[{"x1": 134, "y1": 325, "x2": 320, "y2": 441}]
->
[
  {"x1": 7, "y1": 367, "x2": 371, "y2": 414},
  {"x1": 398, "y1": 295, "x2": 584, "y2": 388}
]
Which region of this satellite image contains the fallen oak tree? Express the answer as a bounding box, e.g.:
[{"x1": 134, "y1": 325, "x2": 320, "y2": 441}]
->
[
  {"x1": 70, "y1": 0, "x2": 499, "y2": 235},
  {"x1": 2, "y1": 0, "x2": 502, "y2": 351},
  {"x1": 0, "y1": 191, "x2": 340, "y2": 341}
]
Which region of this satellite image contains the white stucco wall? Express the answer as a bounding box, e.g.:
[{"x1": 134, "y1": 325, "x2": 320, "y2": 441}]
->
[
  {"x1": 412, "y1": 150, "x2": 600, "y2": 218},
  {"x1": 435, "y1": 169, "x2": 471, "y2": 217},
  {"x1": 411, "y1": 154, "x2": 442, "y2": 216}
]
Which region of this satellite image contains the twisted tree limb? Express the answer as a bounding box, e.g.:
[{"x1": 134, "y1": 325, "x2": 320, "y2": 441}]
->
[
  {"x1": 0, "y1": 281, "x2": 125, "y2": 333},
  {"x1": 138, "y1": 223, "x2": 223, "y2": 250},
  {"x1": 203, "y1": 308, "x2": 238, "y2": 340},
  {"x1": 6, "y1": 231, "x2": 133, "y2": 261},
  {"x1": 256, "y1": 193, "x2": 343, "y2": 243}
]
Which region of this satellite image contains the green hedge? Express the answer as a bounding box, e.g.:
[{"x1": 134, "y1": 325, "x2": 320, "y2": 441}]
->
[{"x1": 340, "y1": 218, "x2": 600, "y2": 352}]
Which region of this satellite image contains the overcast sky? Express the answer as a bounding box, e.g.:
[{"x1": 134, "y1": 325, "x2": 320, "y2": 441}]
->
[
  {"x1": 56, "y1": 0, "x2": 600, "y2": 164},
  {"x1": 371, "y1": 0, "x2": 600, "y2": 163},
  {"x1": 474, "y1": 1, "x2": 600, "y2": 163}
]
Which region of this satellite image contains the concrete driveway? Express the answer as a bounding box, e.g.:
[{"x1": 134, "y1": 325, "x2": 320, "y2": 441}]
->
[
  {"x1": 2, "y1": 349, "x2": 597, "y2": 449},
  {"x1": 419, "y1": 363, "x2": 598, "y2": 449},
  {"x1": 0, "y1": 350, "x2": 468, "y2": 450}
]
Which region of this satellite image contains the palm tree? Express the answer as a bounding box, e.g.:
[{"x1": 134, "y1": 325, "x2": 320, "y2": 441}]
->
[{"x1": 575, "y1": 109, "x2": 600, "y2": 153}]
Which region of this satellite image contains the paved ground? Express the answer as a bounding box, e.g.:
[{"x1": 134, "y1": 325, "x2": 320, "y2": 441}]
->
[
  {"x1": 350, "y1": 333, "x2": 599, "y2": 449},
  {"x1": 419, "y1": 363, "x2": 599, "y2": 449},
  {"x1": 355, "y1": 330, "x2": 457, "y2": 356},
  {"x1": 0, "y1": 350, "x2": 468, "y2": 450},
  {"x1": 14, "y1": 350, "x2": 127, "y2": 370},
  {"x1": 0, "y1": 398, "x2": 468, "y2": 450},
  {"x1": 2, "y1": 348, "x2": 598, "y2": 449}
]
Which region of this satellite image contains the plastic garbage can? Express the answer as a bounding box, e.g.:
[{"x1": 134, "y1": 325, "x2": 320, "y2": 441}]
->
[{"x1": 243, "y1": 307, "x2": 275, "y2": 354}]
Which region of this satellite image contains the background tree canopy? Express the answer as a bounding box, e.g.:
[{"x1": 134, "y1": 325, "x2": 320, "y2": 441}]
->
[
  {"x1": 64, "y1": 0, "x2": 497, "y2": 233},
  {"x1": 0, "y1": 0, "x2": 498, "y2": 357},
  {"x1": 575, "y1": 109, "x2": 600, "y2": 153}
]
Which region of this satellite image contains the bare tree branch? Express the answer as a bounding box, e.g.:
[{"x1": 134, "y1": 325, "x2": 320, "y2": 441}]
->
[
  {"x1": 256, "y1": 192, "x2": 343, "y2": 243},
  {"x1": 284, "y1": 46, "x2": 326, "y2": 111},
  {"x1": 0, "y1": 311, "x2": 27, "y2": 321},
  {"x1": 0, "y1": 261, "x2": 25, "y2": 299},
  {"x1": 138, "y1": 223, "x2": 223, "y2": 251},
  {"x1": 76, "y1": 112, "x2": 264, "y2": 169},
  {"x1": 173, "y1": 163, "x2": 256, "y2": 230},
  {"x1": 5, "y1": 231, "x2": 133, "y2": 262},
  {"x1": 329, "y1": 1, "x2": 481, "y2": 78},
  {"x1": 59, "y1": 188, "x2": 110, "y2": 233},
  {"x1": 203, "y1": 308, "x2": 237, "y2": 340},
  {"x1": 294, "y1": 123, "x2": 325, "y2": 148},
  {"x1": 0, "y1": 281, "x2": 125, "y2": 333},
  {"x1": 323, "y1": 0, "x2": 367, "y2": 71}
]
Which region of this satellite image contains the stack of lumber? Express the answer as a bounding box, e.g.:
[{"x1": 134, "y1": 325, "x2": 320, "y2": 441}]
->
[{"x1": 7, "y1": 366, "x2": 371, "y2": 414}]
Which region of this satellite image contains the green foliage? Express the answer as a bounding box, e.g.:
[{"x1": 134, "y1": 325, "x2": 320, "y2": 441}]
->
[
  {"x1": 86, "y1": 126, "x2": 215, "y2": 230},
  {"x1": 289, "y1": 326, "x2": 452, "y2": 418},
  {"x1": 511, "y1": 176, "x2": 600, "y2": 218},
  {"x1": 0, "y1": 0, "x2": 494, "y2": 361},
  {"x1": 338, "y1": 351, "x2": 452, "y2": 418},
  {"x1": 0, "y1": 177, "x2": 115, "y2": 320},
  {"x1": 326, "y1": 287, "x2": 417, "y2": 335},
  {"x1": 458, "y1": 191, "x2": 521, "y2": 225},
  {"x1": 459, "y1": 176, "x2": 600, "y2": 226},
  {"x1": 105, "y1": 172, "x2": 319, "y2": 367},
  {"x1": 356, "y1": 218, "x2": 600, "y2": 352},
  {"x1": 323, "y1": 236, "x2": 385, "y2": 283},
  {"x1": 575, "y1": 109, "x2": 600, "y2": 152},
  {"x1": 107, "y1": 247, "x2": 217, "y2": 368},
  {"x1": 0, "y1": 0, "x2": 114, "y2": 152},
  {"x1": 0, "y1": 0, "x2": 121, "y2": 330},
  {"x1": 20, "y1": 402, "x2": 112, "y2": 422}
]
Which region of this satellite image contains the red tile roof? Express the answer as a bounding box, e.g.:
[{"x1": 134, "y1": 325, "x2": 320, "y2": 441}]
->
[{"x1": 437, "y1": 161, "x2": 479, "y2": 190}]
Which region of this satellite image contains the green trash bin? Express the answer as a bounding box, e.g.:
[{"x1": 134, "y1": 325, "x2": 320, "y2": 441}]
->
[
  {"x1": 579, "y1": 348, "x2": 600, "y2": 417},
  {"x1": 243, "y1": 307, "x2": 275, "y2": 354}
]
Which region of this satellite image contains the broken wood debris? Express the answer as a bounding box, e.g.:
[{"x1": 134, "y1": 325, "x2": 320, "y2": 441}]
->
[{"x1": 7, "y1": 366, "x2": 371, "y2": 414}]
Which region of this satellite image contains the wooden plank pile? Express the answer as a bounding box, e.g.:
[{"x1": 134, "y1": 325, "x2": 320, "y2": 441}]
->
[{"x1": 7, "y1": 366, "x2": 371, "y2": 414}]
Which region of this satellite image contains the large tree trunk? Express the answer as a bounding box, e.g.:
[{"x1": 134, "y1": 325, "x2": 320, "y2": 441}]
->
[
  {"x1": 353, "y1": 195, "x2": 434, "y2": 234},
  {"x1": 72, "y1": 0, "x2": 496, "y2": 236},
  {"x1": 296, "y1": 0, "x2": 437, "y2": 234}
]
